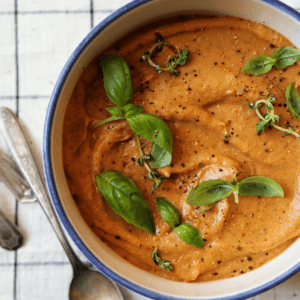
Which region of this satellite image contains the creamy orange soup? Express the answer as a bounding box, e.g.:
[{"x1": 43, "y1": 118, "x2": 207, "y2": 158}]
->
[{"x1": 62, "y1": 15, "x2": 300, "y2": 281}]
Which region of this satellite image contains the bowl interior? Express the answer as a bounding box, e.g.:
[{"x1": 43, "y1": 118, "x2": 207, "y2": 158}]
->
[{"x1": 45, "y1": 0, "x2": 300, "y2": 299}]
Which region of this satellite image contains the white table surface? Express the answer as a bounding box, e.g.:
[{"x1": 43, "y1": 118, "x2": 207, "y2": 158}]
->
[{"x1": 0, "y1": 0, "x2": 300, "y2": 299}]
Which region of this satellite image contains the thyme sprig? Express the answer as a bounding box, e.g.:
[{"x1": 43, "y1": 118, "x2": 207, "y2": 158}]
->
[
  {"x1": 142, "y1": 34, "x2": 189, "y2": 76},
  {"x1": 135, "y1": 134, "x2": 167, "y2": 190},
  {"x1": 151, "y1": 249, "x2": 174, "y2": 272},
  {"x1": 248, "y1": 93, "x2": 300, "y2": 137}
]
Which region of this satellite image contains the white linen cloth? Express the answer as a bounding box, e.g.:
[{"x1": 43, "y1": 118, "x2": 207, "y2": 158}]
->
[{"x1": 0, "y1": 0, "x2": 299, "y2": 299}]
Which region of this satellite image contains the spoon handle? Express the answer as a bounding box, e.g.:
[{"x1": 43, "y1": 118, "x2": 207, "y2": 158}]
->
[
  {"x1": 0, "y1": 151, "x2": 37, "y2": 203},
  {"x1": 0, "y1": 107, "x2": 80, "y2": 267},
  {"x1": 0, "y1": 209, "x2": 23, "y2": 250}
]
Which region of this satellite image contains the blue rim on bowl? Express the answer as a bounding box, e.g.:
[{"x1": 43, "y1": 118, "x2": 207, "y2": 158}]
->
[{"x1": 43, "y1": 0, "x2": 300, "y2": 299}]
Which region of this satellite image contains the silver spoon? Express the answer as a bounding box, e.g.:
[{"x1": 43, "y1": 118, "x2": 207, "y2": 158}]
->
[{"x1": 0, "y1": 107, "x2": 124, "y2": 300}]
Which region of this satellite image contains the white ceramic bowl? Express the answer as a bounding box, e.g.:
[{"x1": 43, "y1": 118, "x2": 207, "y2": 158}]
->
[{"x1": 43, "y1": 1, "x2": 300, "y2": 299}]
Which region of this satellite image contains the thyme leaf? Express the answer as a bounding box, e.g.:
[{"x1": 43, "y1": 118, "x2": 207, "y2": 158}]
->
[
  {"x1": 151, "y1": 250, "x2": 174, "y2": 272},
  {"x1": 137, "y1": 155, "x2": 151, "y2": 167}
]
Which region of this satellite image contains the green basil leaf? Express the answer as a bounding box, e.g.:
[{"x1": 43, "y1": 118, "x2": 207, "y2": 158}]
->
[
  {"x1": 126, "y1": 113, "x2": 173, "y2": 154},
  {"x1": 286, "y1": 82, "x2": 300, "y2": 120},
  {"x1": 237, "y1": 176, "x2": 284, "y2": 198},
  {"x1": 173, "y1": 224, "x2": 204, "y2": 248},
  {"x1": 272, "y1": 47, "x2": 300, "y2": 69},
  {"x1": 98, "y1": 54, "x2": 133, "y2": 107},
  {"x1": 123, "y1": 104, "x2": 144, "y2": 118},
  {"x1": 156, "y1": 198, "x2": 180, "y2": 228},
  {"x1": 242, "y1": 55, "x2": 275, "y2": 76},
  {"x1": 150, "y1": 142, "x2": 172, "y2": 168},
  {"x1": 186, "y1": 179, "x2": 233, "y2": 206},
  {"x1": 106, "y1": 107, "x2": 124, "y2": 118},
  {"x1": 96, "y1": 170, "x2": 155, "y2": 234}
]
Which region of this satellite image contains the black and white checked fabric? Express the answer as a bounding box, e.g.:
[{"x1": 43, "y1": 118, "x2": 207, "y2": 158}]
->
[{"x1": 0, "y1": 0, "x2": 299, "y2": 299}]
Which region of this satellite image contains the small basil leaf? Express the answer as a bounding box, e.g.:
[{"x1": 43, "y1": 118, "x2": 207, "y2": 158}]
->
[
  {"x1": 106, "y1": 107, "x2": 124, "y2": 118},
  {"x1": 286, "y1": 82, "x2": 300, "y2": 120},
  {"x1": 98, "y1": 54, "x2": 133, "y2": 107},
  {"x1": 96, "y1": 170, "x2": 155, "y2": 234},
  {"x1": 186, "y1": 179, "x2": 233, "y2": 206},
  {"x1": 173, "y1": 224, "x2": 204, "y2": 248},
  {"x1": 127, "y1": 113, "x2": 173, "y2": 154},
  {"x1": 123, "y1": 104, "x2": 144, "y2": 118},
  {"x1": 242, "y1": 55, "x2": 275, "y2": 76},
  {"x1": 150, "y1": 143, "x2": 172, "y2": 168},
  {"x1": 156, "y1": 198, "x2": 180, "y2": 228},
  {"x1": 272, "y1": 47, "x2": 300, "y2": 69},
  {"x1": 237, "y1": 176, "x2": 284, "y2": 198}
]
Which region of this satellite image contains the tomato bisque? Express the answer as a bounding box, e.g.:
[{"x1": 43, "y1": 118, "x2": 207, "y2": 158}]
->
[{"x1": 62, "y1": 15, "x2": 300, "y2": 282}]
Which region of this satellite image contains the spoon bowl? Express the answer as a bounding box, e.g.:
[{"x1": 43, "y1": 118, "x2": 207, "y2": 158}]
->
[{"x1": 70, "y1": 264, "x2": 123, "y2": 300}]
